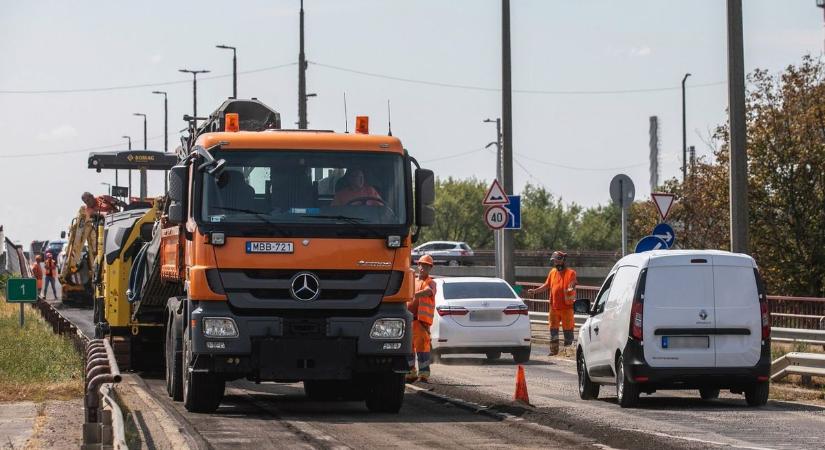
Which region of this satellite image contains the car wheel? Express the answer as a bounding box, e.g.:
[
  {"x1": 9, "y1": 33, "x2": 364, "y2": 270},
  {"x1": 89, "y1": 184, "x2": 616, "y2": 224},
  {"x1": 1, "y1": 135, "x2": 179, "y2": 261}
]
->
[
  {"x1": 745, "y1": 382, "x2": 769, "y2": 407},
  {"x1": 448, "y1": 260, "x2": 459, "y2": 267},
  {"x1": 512, "y1": 347, "x2": 531, "y2": 364},
  {"x1": 485, "y1": 351, "x2": 501, "y2": 361},
  {"x1": 577, "y1": 349, "x2": 599, "y2": 400},
  {"x1": 616, "y1": 353, "x2": 639, "y2": 408},
  {"x1": 699, "y1": 388, "x2": 720, "y2": 400}
]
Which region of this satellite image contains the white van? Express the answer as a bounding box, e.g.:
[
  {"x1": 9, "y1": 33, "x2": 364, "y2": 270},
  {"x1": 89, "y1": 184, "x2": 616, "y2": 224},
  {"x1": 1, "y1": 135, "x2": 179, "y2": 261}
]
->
[{"x1": 575, "y1": 250, "x2": 771, "y2": 408}]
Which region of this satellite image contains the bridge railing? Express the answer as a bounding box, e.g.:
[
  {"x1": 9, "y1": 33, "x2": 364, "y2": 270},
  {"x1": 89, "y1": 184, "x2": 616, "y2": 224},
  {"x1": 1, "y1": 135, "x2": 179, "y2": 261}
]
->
[{"x1": 516, "y1": 282, "x2": 825, "y2": 333}]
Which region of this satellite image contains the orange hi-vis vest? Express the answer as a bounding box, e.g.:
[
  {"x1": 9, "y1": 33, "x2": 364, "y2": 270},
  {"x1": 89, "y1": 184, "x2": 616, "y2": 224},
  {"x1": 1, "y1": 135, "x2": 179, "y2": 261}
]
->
[
  {"x1": 410, "y1": 276, "x2": 436, "y2": 327},
  {"x1": 546, "y1": 267, "x2": 577, "y2": 310}
]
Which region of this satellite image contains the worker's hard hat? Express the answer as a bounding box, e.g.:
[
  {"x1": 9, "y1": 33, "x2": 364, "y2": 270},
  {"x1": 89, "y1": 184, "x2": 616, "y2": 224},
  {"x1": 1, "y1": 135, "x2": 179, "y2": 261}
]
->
[
  {"x1": 35, "y1": 255, "x2": 42, "y2": 261},
  {"x1": 418, "y1": 254, "x2": 434, "y2": 267},
  {"x1": 551, "y1": 251, "x2": 567, "y2": 262},
  {"x1": 46, "y1": 252, "x2": 53, "y2": 258}
]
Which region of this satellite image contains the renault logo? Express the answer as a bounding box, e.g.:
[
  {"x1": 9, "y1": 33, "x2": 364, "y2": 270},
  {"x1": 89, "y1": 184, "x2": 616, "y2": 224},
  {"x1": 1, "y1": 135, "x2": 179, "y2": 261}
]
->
[
  {"x1": 699, "y1": 309, "x2": 708, "y2": 321},
  {"x1": 290, "y1": 272, "x2": 321, "y2": 301}
]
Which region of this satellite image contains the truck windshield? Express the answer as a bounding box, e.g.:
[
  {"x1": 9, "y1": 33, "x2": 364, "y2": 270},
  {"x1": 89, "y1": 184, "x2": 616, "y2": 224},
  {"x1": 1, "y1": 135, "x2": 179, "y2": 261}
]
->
[{"x1": 201, "y1": 150, "x2": 407, "y2": 226}]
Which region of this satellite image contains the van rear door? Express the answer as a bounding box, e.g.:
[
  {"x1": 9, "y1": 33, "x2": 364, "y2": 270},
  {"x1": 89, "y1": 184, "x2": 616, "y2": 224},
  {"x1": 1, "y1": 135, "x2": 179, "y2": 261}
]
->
[
  {"x1": 711, "y1": 254, "x2": 761, "y2": 367},
  {"x1": 643, "y1": 255, "x2": 715, "y2": 368}
]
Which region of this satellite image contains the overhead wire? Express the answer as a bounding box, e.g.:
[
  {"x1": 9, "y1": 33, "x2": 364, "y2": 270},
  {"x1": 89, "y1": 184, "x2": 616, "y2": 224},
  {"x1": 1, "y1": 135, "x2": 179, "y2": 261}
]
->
[
  {"x1": 0, "y1": 62, "x2": 297, "y2": 94},
  {"x1": 420, "y1": 147, "x2": 488, "y2": 163},
  {"x1": 309, "y1": 61, "x2": 725, "y2": 95}
]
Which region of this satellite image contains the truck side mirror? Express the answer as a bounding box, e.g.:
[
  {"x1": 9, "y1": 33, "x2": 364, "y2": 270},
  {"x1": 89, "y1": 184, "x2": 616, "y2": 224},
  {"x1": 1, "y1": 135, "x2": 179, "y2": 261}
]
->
[
  {"x1": 414, "y1": 168, "x2": 435, "y2": 227},
  {"x1": 167, "y1": 165, "x2": 188, "y2": 225}
]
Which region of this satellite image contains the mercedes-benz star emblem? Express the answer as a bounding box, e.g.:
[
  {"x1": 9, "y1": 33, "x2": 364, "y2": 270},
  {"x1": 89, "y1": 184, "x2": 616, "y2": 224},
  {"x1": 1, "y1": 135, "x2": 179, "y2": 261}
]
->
[
  {"x1": 699, "y1": 309, "x2": 708, "y2": 321},
  {"x1": 290, "y1": 272, "x2": 321, "y2": 302}
]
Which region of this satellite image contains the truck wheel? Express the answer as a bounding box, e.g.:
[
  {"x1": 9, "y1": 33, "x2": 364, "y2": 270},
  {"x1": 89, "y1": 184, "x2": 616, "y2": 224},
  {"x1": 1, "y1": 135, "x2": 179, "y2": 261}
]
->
[
  {"x1": 745, "y1": 382, "x2": 769, "y2": 407},
  {"x1": 512, "y1": 347, "x2": 531, "y2": 364},
  {"x1": 616, "y1": 354, "x2": 640, "y2": 408},
  {"x1": 182, "y1": 329, "x2": 224, "y2": 413},
  {"x1": 165, "y1": 313, "x2": 183, "y2": 400},
  {"x1": 365, "y1": 373, "x2": 405, "y2": 413}
]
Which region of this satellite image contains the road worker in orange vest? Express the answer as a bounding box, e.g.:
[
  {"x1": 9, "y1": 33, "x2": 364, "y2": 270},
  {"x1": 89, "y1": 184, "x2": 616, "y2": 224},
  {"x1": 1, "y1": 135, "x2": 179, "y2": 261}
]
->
[
  {"x1": 407, "y1": 254, "x2": 436, "y2": 382},
  {"x1": 528, "y1": 251, "x2": 577, "y2": 356}
]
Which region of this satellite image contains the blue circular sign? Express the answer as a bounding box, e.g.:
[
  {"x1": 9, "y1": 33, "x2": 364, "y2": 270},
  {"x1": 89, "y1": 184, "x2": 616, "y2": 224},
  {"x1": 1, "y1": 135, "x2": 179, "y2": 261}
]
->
[
  {"x1": 635, "y1": 235, "x2": 668, "y2": 253},
  {"x1": 651, "y1": 223, "x2": 676, "y2": 248}
]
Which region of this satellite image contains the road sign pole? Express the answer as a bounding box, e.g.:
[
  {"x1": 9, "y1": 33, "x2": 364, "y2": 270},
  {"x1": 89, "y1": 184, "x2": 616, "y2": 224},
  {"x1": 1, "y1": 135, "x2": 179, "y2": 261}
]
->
[
  {"x1": 19, "y1": 303, "x2": 23, "y2": 328},
  {"x1": 621, "y1": 203, "x2": 627, "y2": 256}
]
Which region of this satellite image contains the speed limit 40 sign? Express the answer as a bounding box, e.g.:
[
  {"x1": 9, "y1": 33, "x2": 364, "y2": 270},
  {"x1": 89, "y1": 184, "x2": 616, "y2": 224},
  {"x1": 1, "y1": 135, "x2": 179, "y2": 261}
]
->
[{"x1": 484, "y1": 205, "x2": 508, "y2": 230}]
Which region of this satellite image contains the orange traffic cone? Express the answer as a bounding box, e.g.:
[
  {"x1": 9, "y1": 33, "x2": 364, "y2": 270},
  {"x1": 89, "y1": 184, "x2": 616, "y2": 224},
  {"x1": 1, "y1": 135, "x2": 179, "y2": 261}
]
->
[{"x1": 514, "y1": 365, "x2": 530, "y2": 405}]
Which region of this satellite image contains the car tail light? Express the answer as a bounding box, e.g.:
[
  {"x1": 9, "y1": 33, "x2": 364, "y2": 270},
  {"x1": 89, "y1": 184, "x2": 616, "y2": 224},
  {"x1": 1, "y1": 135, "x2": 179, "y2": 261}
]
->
[
  {"x1": 629, "y1": 269, "x2": 647, "y2": 342},
  {"x1": 755, "y1": 268, "x2": 770, "y2": 339},
  {"x1": 436, "y1": 305, "x2": 469, "y2": 316},
  {"x1": 460, "y1": 250, "x2": 469, "y2": 256},
  {"x1": 503, "y1": 304, "x2": 528, "y2": 315}
]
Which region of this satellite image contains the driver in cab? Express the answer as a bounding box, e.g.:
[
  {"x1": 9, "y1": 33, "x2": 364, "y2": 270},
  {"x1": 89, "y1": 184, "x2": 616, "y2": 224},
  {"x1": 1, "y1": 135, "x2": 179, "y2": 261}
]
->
[{"x1": 331, "y1": 168, "x2": 384, "y2": 206}]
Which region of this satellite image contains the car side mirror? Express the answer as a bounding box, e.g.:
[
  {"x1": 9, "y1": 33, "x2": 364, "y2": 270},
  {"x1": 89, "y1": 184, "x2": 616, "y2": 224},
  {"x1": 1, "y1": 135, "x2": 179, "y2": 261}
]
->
[
  {"x1": 60, "y1": 231, "x2": 66, "y2": 239},
  {"x1": 415, "y1": 168, "x2": 435, "y2": 227},
  {"x1": 573, "y1": 298, "x2": 591, "y2": 314}
]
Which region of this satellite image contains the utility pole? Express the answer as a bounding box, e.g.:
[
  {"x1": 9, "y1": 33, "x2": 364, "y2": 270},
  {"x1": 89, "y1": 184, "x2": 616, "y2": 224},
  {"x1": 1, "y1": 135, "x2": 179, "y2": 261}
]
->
[
  {"x1": 152, "y1": 90, "x2": 169, "y2": 191},
  {"x1": 681, "y1": 73, "x2": 691, "y2": 183},
  {"x1": 298, "y1": 0, "x2": 308, "y2": 129},
  {"x1": 485, "y1": 118, "x2": 503, "y2": 279},
  {"x1": 216, "y1": 45, "x2": 237, "y2": 98},
  {"x1": 179, "y1": 69, "x2": 210, "y2": 125},
  {"x1": 727, "y1": 0, "x2": 749, "y2": 253},
  {"x1": 500, "y1": 0, "x2": 515, "y2": 284}
]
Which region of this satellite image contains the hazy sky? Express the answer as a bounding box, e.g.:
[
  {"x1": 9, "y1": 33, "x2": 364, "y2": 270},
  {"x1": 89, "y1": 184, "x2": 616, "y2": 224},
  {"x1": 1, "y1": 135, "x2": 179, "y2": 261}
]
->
[{"x1": 0, "y1": 0, "x2": 822, "y2": 245}]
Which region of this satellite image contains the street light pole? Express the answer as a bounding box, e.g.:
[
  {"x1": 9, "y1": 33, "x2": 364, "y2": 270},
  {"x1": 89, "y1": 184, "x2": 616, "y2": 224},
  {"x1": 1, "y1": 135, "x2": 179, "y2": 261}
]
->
[
  {"x1": 179, "y1": 69, "x2": 210, "y2": 125},
  {"x1": 152, "y1": 90, "x2": 169, "y2": 192},
  {"x1": 682, "y1": 73, "x2": 691, "y2": 184},
  {"x1": 122, "y1": 135, "x2": 131, "y2": 150},
  {"x1": 216, "y1": 45, "x2": 237, "y2": 98},
  {"x1": 133, "y1": 113, "x2": 148, "y2": 199}
]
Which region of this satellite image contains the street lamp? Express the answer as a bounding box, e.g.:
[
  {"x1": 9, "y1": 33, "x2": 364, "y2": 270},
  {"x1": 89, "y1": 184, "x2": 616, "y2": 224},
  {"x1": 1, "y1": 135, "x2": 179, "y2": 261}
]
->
[
  {"x1": 100, "y1": 182, "x2": 112, "y2": 195},
  {"x1": 681, "y1": 73, "x2": 691, "y2": 183},
  {"x1": 179, "y1": 69, "x2": 210, "y2": 124},
  {"x1": 215, "y1": 45, "x2": 237, "y2": 98},
  {"x1": 122, "y1": 136, "x2": 132, "y2": 199},
  {"x1": 151, "y1": 91, "x2": 168, "y2": 153},
  {"x1": 133, "y1": 113, "x2": 147, "y2": 150},
  {"x1": 121, "y1": 135, "x2": 131, "y2": 150}
]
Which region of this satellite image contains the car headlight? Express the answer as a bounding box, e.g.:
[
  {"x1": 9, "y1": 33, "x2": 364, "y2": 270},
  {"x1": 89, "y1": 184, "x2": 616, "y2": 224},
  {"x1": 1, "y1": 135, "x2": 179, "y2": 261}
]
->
[
  {"x1": 203, "y1": 317, "x2": 239, "y2": 338},
  {"x1": 370, "y1": 319, "x2": 405, "y2": 339}
]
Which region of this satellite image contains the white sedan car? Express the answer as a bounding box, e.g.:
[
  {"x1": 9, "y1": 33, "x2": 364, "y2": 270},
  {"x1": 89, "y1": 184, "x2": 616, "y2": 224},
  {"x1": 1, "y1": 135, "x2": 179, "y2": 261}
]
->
[{"x1": 431, "y1": 277, "x2": 532, "y2": 363}]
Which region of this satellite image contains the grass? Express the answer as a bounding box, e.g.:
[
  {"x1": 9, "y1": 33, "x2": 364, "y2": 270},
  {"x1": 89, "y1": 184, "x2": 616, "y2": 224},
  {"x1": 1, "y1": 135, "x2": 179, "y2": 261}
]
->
[{"x1": 0, "y1": 295, "x2": 83, "y2": 401}]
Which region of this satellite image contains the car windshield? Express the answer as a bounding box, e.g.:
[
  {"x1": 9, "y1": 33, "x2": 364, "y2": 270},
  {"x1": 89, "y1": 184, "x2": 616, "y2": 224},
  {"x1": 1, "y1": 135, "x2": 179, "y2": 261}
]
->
[
  {"x1": 201, "y1": 150, "x2": 407, "y2": 226},
  {"x1": 443, "y1": 282, "x2": 517, "y2": 300}
]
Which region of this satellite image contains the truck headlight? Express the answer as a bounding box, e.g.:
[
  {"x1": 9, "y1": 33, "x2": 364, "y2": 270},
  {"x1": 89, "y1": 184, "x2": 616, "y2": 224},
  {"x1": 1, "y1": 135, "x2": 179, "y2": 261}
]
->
[
  {"x1": 370, "y1": 319, "x2": 405, "y2": 339},
  {"x1": 203, "y1": 317, "x2": 238, "y2": 338}
]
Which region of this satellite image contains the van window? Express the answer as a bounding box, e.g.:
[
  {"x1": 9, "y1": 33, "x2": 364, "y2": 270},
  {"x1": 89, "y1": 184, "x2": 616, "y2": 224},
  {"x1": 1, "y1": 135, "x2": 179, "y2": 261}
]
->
[
  {"x1": 606, "y1": 266, "x2": 640, "y2": 310},
  {"x1": 592, "y1": 274, "x2": 614, "y2": 315}
]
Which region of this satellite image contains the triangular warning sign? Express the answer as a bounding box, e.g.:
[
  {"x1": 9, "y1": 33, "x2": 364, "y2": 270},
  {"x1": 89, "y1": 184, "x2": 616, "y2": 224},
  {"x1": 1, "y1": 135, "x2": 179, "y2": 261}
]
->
[
  {"x1": 651, "y1": 193, "x2": 675, "y2": 221},
  {"x1": 483, "y1": 179, "x2": 509, "y2": 205}
]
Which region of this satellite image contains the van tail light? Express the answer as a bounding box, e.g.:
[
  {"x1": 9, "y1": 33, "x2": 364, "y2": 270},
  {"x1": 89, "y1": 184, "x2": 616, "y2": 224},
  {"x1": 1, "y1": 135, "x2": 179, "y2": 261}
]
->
[
  {"x1": 503, "y1": 304, "x2": 529, "y2": 315},
  {"x1": 437, "y1": 305, "x2": 469, "y2": 316},
  {"x1": 629, "y1": 269, "x2": 647, "y2": 342},
  {"x1": 755, "y1": 268, "x2": 770, "y2": 339}
]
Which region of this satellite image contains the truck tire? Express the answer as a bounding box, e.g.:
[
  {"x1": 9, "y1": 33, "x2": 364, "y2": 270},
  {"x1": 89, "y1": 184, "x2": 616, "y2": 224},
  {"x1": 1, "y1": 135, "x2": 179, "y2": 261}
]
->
[
  {"x1": 165, "y1": 312, "x2": 183, "y2": 400},
  {"x1": 365, "y1": 373, "x2": 405, "y2": 413},
  {"x1": 182, "y1": 329, "x2": 224, "y2": 413}
]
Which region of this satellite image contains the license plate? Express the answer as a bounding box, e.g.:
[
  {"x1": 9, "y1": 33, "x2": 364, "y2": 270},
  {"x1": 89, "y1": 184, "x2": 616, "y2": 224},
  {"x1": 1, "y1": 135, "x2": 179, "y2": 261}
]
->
[
  {"x1": 662, "y1": 336, "x2": 709, "y2": 349},
  {"x1": 469, "y1": 310, "x2": 501, "y2": 322},
  {"x1": 246, "y1": 241, "x2": 294, "y2": 253}
]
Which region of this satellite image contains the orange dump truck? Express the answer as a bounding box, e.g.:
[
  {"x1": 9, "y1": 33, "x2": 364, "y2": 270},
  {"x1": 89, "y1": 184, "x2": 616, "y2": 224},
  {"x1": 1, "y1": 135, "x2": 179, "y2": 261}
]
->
[{"x1": 159, "y1": 99, "x2": 435, "y2": 413}]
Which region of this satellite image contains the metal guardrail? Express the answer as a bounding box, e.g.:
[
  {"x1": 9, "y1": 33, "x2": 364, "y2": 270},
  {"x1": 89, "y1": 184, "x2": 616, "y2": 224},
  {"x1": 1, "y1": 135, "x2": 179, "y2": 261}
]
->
[
  {"x1": 771, "y1": 327, "x2": 825, "y2": 346},
  {"x1": 771, "y1": 352, "x2": 825, "y2": 381},
  {"x1": 83, "y1": 339, "x2": 125, "y2": 450}
]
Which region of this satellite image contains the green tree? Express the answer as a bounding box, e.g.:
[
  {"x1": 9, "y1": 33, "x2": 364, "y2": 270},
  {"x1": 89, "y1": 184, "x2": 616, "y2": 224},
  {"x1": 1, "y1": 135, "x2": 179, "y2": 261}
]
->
[
  {"x1": 516, "y1": 184, "x2": 580, "y2": 251},
  {"x1": 418, "y1": 177, "x2": 492, "y2": 249},
  {"x1": 574, "y1": 203, "x2": 621, "y2": 251}
]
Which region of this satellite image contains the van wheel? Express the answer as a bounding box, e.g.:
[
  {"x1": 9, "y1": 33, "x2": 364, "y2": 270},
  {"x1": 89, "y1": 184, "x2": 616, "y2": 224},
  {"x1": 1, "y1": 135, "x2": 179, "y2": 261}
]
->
[
  {"x1": 745, "y1": 382, "x2": 769, "y2": 407},
  {"x1": 365, "y1": 373, "x2": 405, "y2": 413},
  {"x1": 182, "y1": 330, "x2": 225, "y2": 413},
  {"x1": 512, "y1": 347, "x2": 531, "y2": 364},
  {"x1": 486, "y1": 351, "x2": 501, "y2": 361},
  {"x1": 577, "y1": 350, "x2": 599, "y2": 400},
  {"x1": 616, "y1": 354, "x2": 639, "y2": 408},
  {"x1": 699, "y1": 388, "x2": 720, "y2": 400}
]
